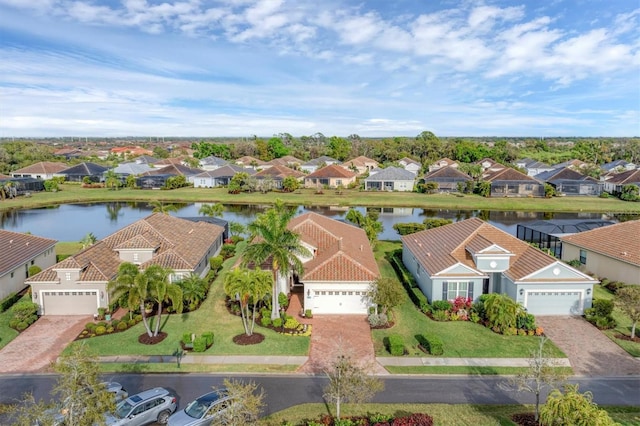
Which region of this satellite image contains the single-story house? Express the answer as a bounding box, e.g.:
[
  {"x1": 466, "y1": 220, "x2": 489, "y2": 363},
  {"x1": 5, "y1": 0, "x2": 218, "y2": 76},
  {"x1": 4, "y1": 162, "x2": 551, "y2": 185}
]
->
[
  {"x1": 109, "y1": 162, "x2": 155, "y2": 179},
  {"x1": 198, "y1": 156, "x2": 229, "y2": 171},
  {"x1": 1, "y1": 230, "x2": 57, "y2": 301},
  {"x1": 402, "y1": 218, "x2": 598, "y2": 315},
  {"x1": 138, "y1": 163, "x2": 204, "y2": 184},
  {"x1": 483, "y1": 166, "x2": 545, "y2": 197},
  {"x1": 534, "y1": 167, "x2": 602, "y2": 196},
  {"x1": 428, "y1": 158, "x2": 458, "y2": 172},
  {"x1": 193, "y1": 165, "x2": 256, "y2": 188},
  {"x1": 398, "y1": 157, "x2": 422, "y2": 175},
  {"x1": 363, "y1": 167, "x2": 415, "y2": 192},
  {"x1": 554, "y1": 159, "x2": 587, "y2": 170},
  {"x1": 54, "y1": 162, "x2": 109, "y2": 183},
  {"x1": 11, "y1": 162, "x2": 69, "y2": 180},
  {"x1": 53, "y1": 147, "x2": 83, "y2": 160},
  {"x1": 253, "y1": 165, "x2": 304, "y2": 190},
  {"x1": 234, "y1": 156, "x2": 267, "y2": 169},
  {"x1": 560, "y1": 220, "x2": 640, "y2": 285},
  {"x1": 601, "y1": 160, "x2": 636, "y2": 173},
  {"x1": 26, "y1": 214, "x2": 226, "y2": 315},
  {"x1": 341, "y1": 156, "x2": 379, "y2": 175},
  {"x1": 300, "y1": 156, "x2": 340, "y2": 173},
  {"x1": 422, "y1": 166, "x2": 473, "y2": 192},
  {"x1": 110, "y1": 146, "x2": 154, "y2": 159},
  {"x1": 266, "y1": 156, "x2": 303, "y2": 169},
  {"x1": 303, "y1": 165, "x2": 357, "y2": 189},
  {"x1": 288, "y1": 213, "x2": 380, "y2": 314},
  {"x1": 514, "y1": 158, "x2": 554, "y2": 177},
  {"x1": 601, "y1": 169, "x2": 640, "y2": 195}
]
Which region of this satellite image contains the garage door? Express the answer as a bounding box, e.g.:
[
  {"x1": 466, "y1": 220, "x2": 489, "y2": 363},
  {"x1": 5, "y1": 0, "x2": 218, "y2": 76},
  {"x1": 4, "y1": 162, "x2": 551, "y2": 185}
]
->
[
  {"x1": 42, "y1": 291, "x2": 98, "y2": 315},
  {"x1": 525, "y1": 291, "x2": 583, "y2": 315},
  {"x1": 311, "y1": 290, "x2": 368, "y2": 314}
]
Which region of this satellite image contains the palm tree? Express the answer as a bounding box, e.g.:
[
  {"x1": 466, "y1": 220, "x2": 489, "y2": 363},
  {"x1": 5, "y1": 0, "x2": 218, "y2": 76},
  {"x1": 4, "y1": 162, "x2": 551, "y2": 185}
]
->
[
  {"x1": 145, "y1": 265, "x2": 183, "y2": 336},
  {"x1": 104, "y1": 169, "x2": 120, "y2": 190},
  {"x1": 108, "y1": 262, "x2": 147, "y2": 325},
  {"x1": 242, "y1": 200, "x2": 311, "y2": 319},
  {"x1": 345, "y1": 208, "x2": 383, "y2": 248},
  {"x1": 177, "y1": 273, "x2": 207, "y2": 309},
  {"x1": 223, "y1": 268, "x2": 272, "y2": 336},
  {"x1": 79, "y1": 232, "x2": 97, "y2": 250},
  {"x1": 229, "y1": 221, "x2": 246, "y2": 239},
  {"x1": 149, "y1": 200, "x2": 179, "y2": 214},
  {"x1": 198, "y1": 203, "x2": 224, "y2": 218}
]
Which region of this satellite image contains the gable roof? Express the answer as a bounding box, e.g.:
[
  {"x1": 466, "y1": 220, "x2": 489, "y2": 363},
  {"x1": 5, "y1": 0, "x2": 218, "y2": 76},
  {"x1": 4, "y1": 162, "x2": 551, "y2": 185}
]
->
[
  {"x1": 12, "y1": 162, "x2": 68, "y2": 175},
  {"x1": 303, "y1": 156, "x2": 339, "y2": 166},
  {"x1": 254, "y1": 165, "x2": 304, "y2": 179},
  {"x1": 399, "y1": 157, "x2": 421, "y2": 166},
  {"x1": 305, "y1": 164, "x2": 357, "y2": 179},
  {"x1": 402, "y1": 218, "x2": 566, "y2": 282},
  {"x1": 199, "y1": 156, "x2": 229, "y2": 166},
  {"x1": 554, "y1": 159, "x2": 587, "y2": 169},
  {"x1": 364, "y1": 166, "x2": 416, "y2": 181},
  {"x1": 288, "y1": 212, "x2": 379, "y2": 282},
  {"x1": 604, "y1": 169, "x2": 640, "y2": 185},
  {"x1": 534, "y1": 167, "x2": 595, "y2": 182},
  {"x1": 344, "y1": 156, "x2": 379, "y2": 167},
  {"x1": 111, "y1": 162, "x2": 154, "y2": 175},
  {"x1": 483, "y1": 166, "x2": 539, "y2": 182},
  {"x1": 235, "y1": 156, "x2": 266, "y2": 166},
  {"x1": 1, "y1": 230, "x2": 57, "y2": 276},
  {"x1": 424, "y1": 165, "x2": 472, "y2": 180},
  {"x1": 141, "y1": 163, "x2": 203, "y2": 176},
  {"x1": 58, "y1": 162, "x2": 108, "y2": 176},
  {"x1": 194, "y1": 164, "x2": 256, "y2": 178},
  {"x1": 560, "y1": 220, "x2": 640, "y2": 266},
  {"x1": 267, "y1": 155, "x2": 303, "y2": 166},
  {"x1": 27, "y1": 214, "x2": 225, "y2": 283}
]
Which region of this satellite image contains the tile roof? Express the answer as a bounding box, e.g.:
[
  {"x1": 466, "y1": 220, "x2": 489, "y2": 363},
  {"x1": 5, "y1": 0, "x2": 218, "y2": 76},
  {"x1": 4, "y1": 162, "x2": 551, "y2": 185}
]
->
[
  {"x1": 27, "y1": 214, "x2": 224, "y2": 283},
  {"x1": 141, "y1": 163, "x2": 203, "y2": 176},
  {"x1": 483, "y1": 167, "x2": 539, "y2": 182},
  {"x1": 58, "y1": 162, "x2": 108, "y2": 176},
  {"x1": 111, "y1": 163, "x2": 154, "y2": 175},
  {"x1": 402, "y1": 218, "x2": 561, "y2": 282},
  {"x1": 343, "y1": 156, "x2": 379, "y2": 167},
  {"x1": 303, "y1": 156, "x2": 339, "y2": 166},
  {"x1": 533, "y1": 167, "x2": 593, "y2": 182},
  {"x1": 604, "y1": 169, "x2": 640, "y2": 185},
  {"x1": 194, "y1": 165, "x2": 256, "y2": 178},
  {"x1": 12, "y1": 162, "x2": 69, "y2": 175},
  {"x1": 424, "y1": 166, "x2": 472, "y2": 180},
  {"x1": 288, "y1": 212, "x2": 379, "y2": 282},
  {"x1": 199, "y1": 156, "x2": 229, "y2": 166},
  {"x1": 305, "y1": 164, "x2": 357, "y2": 179},
  {"x1": 254, "y1": 165, "x2": 305, "y2": 179},
  {"x1": 364, "y1": 166, "x2": 416, "y2": 181},
  {"x1": 560, "y1": 220, "x2": 640, "y2": 266},
  {"x1": 0, "y1": 230, "x2": 57, "y2": 276},
  {"x1": 235, "y1": 156, "x2": 266, "y2": 166}
]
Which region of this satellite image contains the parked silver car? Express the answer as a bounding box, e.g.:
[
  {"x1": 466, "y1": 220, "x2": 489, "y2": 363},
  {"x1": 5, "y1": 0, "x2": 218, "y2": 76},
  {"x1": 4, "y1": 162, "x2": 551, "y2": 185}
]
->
[
  {"x1": 167, "y1": 390, "x2": 231, "y2": 426},
  {"x1": 105, "y1": 387, "x2": 177, "y2": 426}
]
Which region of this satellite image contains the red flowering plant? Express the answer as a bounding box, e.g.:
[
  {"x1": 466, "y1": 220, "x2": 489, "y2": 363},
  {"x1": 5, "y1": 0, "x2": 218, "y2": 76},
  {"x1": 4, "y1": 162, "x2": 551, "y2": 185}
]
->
[{"x1": 450, "y1": 296, "x2": 473, "y2": 321}]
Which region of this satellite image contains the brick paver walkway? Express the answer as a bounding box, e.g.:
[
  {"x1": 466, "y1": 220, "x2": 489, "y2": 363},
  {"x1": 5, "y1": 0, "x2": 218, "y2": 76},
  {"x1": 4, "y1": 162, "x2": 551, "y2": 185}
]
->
[{"x1": 536, "y1": 316, "x2": 640, "y2": 376}]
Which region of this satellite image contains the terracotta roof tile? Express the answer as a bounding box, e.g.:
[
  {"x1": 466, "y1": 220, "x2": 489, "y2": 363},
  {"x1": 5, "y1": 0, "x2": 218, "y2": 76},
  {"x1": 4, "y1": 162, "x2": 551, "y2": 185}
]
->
[
  {"x1": 254, "y1": 165, "x2": 305, "y2": 179},
  {"x1": 0, "y1": 230, "x2": 57, "y2": 276},
  {"x1": 560, "y1": 220, "x2": 640, "y2": 266},
  {"x1": 305, "y1": 165, "x2": 357, "y2": 179},
  {"x1": 12, "y1": 162, "x2": 69, "y2": 175}
]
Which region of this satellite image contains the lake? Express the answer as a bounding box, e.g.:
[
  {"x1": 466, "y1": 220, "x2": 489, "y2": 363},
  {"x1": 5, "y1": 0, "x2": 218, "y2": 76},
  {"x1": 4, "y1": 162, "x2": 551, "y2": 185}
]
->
[{"x1": 0, "y1": 202, "x2": 619, "y2": 242}]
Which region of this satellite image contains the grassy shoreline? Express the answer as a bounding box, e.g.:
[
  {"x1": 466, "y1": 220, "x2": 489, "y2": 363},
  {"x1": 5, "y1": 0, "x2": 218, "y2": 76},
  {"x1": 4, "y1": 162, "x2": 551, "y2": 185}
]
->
[{"x1": 1, "y1": 184, "x2": 639, "y2": 213}]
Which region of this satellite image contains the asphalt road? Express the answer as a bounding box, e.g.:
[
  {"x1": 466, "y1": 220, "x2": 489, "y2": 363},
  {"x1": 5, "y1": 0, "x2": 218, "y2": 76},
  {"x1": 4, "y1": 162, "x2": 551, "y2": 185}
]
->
[{"x1": 1, "y1": 373, "x2": 638, "y2": 415}]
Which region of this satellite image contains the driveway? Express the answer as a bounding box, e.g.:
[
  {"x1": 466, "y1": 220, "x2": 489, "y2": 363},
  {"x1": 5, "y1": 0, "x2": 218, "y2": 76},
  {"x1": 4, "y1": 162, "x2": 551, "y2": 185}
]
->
[
  {"x1": 0, "y1": 315, "x2": 90, "y2": 373},
  {"x1": 536, "y1": 316, "x2": 640, "y2": 377}
]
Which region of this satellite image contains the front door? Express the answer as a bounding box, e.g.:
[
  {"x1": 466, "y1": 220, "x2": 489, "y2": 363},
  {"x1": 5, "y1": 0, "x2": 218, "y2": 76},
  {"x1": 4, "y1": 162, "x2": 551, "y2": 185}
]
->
[{"x1": 482, "y1": 278, "x2": 489, "y2": 294}]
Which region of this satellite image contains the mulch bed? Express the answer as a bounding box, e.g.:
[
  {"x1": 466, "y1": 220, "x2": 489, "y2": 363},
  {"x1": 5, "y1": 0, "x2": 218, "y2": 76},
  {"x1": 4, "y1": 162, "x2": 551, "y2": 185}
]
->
[
  {"x1": 370, "y1": 321, "x2": 395, "y2": 330},
  {"x1": 233, "y1": 333, "x2": 265, "y2": 345},
  {"x1": 615, "y1": 333, "x2": 640, "y2": 343},
  {"x1": 138, "y1": 332, "x2": 168, "y2": 345},
  {"x1": 511, "y1": 413, "x2": 538, "y2": 426}
]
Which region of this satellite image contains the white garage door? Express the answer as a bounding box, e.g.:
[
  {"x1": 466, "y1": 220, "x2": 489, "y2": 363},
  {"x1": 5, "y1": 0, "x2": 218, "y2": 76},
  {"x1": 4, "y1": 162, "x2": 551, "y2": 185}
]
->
[
  {"x1": 311, "y1": 290, "x2": 368, "y2": 314},
  {"x1": 42, "y1": 290, "x2": 98, "y2": 315},
  {"x1": 525, "y1": 291, "x2": 583, "y2": 315}
]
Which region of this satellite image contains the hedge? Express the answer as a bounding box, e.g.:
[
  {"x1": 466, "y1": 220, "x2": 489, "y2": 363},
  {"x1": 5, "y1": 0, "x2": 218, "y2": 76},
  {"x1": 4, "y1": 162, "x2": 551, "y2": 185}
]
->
[
  {"x1": 422, "y1": 333, "x2": 444, "y2": 355},
  {"x1": 389, "y1": 251, "x2": 428, "y2": 307},
  {"x1": 0, "y1": 292, "x2": 22, "y2": 313},
  {"x1": 388, "y1": 334, "x2": 405, "y2": 356},
  {"x1": 193, "y1": 336, "x2": 207, "y2": 352},
  {"x1": 202, "y1": 331, "x2": 214, "y2": 346}
]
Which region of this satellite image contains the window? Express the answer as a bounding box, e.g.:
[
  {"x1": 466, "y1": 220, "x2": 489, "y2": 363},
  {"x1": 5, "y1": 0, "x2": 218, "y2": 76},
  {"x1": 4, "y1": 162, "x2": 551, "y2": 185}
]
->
[
  {"x1": 446, "y1": 281, "x2": 468, "y2": 299},
  {"x1": 336, "y1": 179, "x2": 342, "y2": 185},
  {"x1": 133, "y1": 253, "x2": 139, "y2": 262},
  {"x1": 579, "y1": 249, "x2": 587, "y2": 264},
  {"x1": 65, "y1": 272, "x2": 71, "y2": 281}
]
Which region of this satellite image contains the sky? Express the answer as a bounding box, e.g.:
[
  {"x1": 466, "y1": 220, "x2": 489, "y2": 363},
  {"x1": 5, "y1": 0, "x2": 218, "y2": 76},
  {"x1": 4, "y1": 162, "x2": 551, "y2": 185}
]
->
[{"x1": 0, "y1": 0, "x2": 638, "y2": 138}]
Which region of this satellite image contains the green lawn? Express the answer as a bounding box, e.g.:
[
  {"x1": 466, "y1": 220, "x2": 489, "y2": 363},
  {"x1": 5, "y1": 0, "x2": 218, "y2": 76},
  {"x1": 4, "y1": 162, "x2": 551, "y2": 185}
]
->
[
  {"x1": 66, "y1": 244, "x2": 310, "y2": 357},
  {"x1": 1, "y1": 183, "x2": 639, "y2": 214},
  {"x1": 259, "y1": 403, "x2": 640, "y2": 426},
  {"x1": 592, "y1": 285, "x2": 640, "y2": 357},
  {"x1": 0, "y1": 296, "x2": 27, "y2": 350}
]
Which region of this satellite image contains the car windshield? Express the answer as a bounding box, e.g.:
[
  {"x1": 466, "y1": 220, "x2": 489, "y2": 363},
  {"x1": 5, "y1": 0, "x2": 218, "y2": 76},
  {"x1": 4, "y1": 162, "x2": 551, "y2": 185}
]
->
[
  {"x1": 114, "y1": 400, "x2": 133, "y2": 419},
  {"x1": 184, "y1": 399, "x2": 209, "y2": 419}
]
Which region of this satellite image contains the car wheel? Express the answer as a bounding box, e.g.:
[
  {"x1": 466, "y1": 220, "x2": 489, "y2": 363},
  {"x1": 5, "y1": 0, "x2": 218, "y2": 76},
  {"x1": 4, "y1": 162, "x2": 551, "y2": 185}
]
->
[{"x1": 156, "y1": 410, "x2": 171, "y2": 424}]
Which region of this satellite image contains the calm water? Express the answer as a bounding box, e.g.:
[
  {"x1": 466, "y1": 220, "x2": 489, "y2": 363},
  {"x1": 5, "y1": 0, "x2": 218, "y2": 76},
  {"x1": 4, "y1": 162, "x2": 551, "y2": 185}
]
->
[{"x1": 0, "y1": 202, "x2": 618, "y2": 242}]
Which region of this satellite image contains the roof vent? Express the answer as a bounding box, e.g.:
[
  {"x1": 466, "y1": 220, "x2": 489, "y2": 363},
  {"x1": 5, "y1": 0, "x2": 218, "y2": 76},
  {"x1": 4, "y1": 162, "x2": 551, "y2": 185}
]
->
[
  {"x1": 26, "y1": 242, "x2": 29, "y2": 246},
  {"x1": 188, "y1": 229, "x2": 194, "y2": 234},
  {"x1": 621, "y1": 251, "x2": 628, "y2": 256},
  {"x1": 427, "y1": 252, "x2": 431, "y2": 257},
  {"x1": 9, "y1": 239, "x2": 13, "y2": 244},
  {"x1": 418, "y1": 243, "x2": 422, "y2": 247}
]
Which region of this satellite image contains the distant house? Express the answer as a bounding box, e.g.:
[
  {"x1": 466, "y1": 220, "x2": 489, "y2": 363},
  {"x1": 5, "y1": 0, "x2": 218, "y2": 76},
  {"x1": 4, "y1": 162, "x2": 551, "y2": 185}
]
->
[
  {"x1": 481, "y1": 162, "x2": 545, "y2": 197},
  {"x1": 601, "y1": 160, "x2": 636, "y2": 174},
  {"x1": 235, "y1": 156, "x2": 267, "y2": 169},
  {"x1": 561, "y1": 220, "x2": 640, "y2": 285},
  {"x1": 253, "y1": 165, "x2": 305, "y2": 190},
  {"x1": 193, "y1": 165, "x2": 256, "y2": 188},
  {"x1": 514, "y1": 158, "x2": 554, "y2": 176},
  {"x1": 132, "y1": 155, "x2": 160, "y2": 165},
  {"x1": 139, "y1": 163, "x2": 203, "y2": 185},
  {"x1": 363, "y1": 167, "x2": 415, "y2": 192},
  {"x1": 402, "y1": 218, "x2": 598, "y2": 316},
  {"x1": 11, "y1": 162, "x2": 68, "y2": 180},
  {"x1": 554, "y1": 159, "x2": 588, "y2": 170},
  {"x1": 342, "y1": 156, "x2": 379, "y2": 175},
  {"x1": 266, "y1": 156, "x2": 303, "y2": 169},
  {"x1": 1, "y1": 230, "x2": 57, "y2": 301},
  {"x1": 534, "y1": 167, "x2": 601, "y2": 196},
  {"x1": 304, "y1": 165, "x2": 357, "y2": 189},
  {"x1": 601, "y1": 169, "x2": 640, "y2": 195},
  {"x1": 54, "y1": 162, "x2": 109, "y2": 183},
  {"x1": 423, "y1": 166, "x2": 473, "y2": 192},
  {"x1": 53, "y1": 147, "x2": 83, "y2": 160},
  {"x1": 110, "y1": 146, "x2": 154, "y2": 159},
  {"x1": 398, "y1": 157, "x2": 422, "y2": 175},
  {"x1": 110, "y1": 162, "x2": 155, "y2": 179},
  {"x1": 198, "y1": 156, "x2": 229, "y2": 171},
  {"x1": 428, "y1": 158, "x2": 458, "y2": 172},
  {"x1": 300, "y1": 156, "x2": 341, "y2": 173},
  {"x1": 26, "y1": 214, "x2": 225, "y2": 315}
]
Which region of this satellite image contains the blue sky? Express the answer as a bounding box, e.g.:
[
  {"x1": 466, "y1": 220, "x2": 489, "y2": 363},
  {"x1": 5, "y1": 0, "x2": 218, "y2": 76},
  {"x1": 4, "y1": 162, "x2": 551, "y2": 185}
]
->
[{"x1": 0, "y1": 0, "x2": 638, "y2": 138}]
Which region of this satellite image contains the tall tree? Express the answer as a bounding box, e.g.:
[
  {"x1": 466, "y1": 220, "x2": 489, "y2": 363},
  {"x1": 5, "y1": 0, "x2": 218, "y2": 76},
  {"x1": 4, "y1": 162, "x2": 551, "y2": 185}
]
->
[
  {"x1": 198, "y1": 203, "x2": 224, "y2": 218},
  {"x1": 214, "y1": 379, "x2": 266, "y2": 424},
  {"x1": 367, "y1": 276, "x2": 403, "y2": 316},
  {"x1": 103, "y1": 169, "x2": 121, "y2": 190},
  {"x1": 242, "y1": 200, "x2": 310, "y2": 319},
  {"x1": 540, "y1": 384, "x2": 616, "y2": 426},
  {"x1": 176, "y1": 273, "x2": 208, "y2": 310},
  {"x1": 615, "y1": 286, "x2": 640, "y2": 339},
  {"x1": 223, "y1": 268, "x2": 272, "y2": 336},
  {"x1": 145, "y1": 265, "x2": 183, "y2": 336},
  {"x1": 345, "y1": 208, "x2": 383, "y2": 248},
  {"x1": 327, "y1": 136, "x2": 352, "y2": 161}
]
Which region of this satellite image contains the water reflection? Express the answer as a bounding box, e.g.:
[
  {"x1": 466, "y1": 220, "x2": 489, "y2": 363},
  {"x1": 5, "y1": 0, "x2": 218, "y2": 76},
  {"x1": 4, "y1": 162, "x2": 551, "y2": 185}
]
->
[{"x1": 0, "y1": 201, "x2": 627, "y2": 243}]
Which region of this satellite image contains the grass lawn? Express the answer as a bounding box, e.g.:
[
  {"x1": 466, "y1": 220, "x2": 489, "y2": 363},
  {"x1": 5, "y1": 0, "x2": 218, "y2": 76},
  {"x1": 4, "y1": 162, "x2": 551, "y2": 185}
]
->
[
  {"x1": 0, "y1": 295, "x2": 28, "y2": 350},
  {"x1": 384, "y1": 366, "x2": 573, "y2": 375},
  {"x1": 259, "y1": 403, "x2": 640, "y2": 426},
  {"x1": 372, "y1": 242, "x2": 566, "y2": 359},
  {"x1": 99, "y1": 363, "x2": 299, "y2": 374},
  {"x1": 592, "y1": 285, "x2": 640, "y2": 357},
  {"x1": 66, "y1": 243, "x2": 310, "y2": 358},
  {"x1": 1, "y1": 183, "x2": 639, "y2": 214},
  {"x1": 55, "y1": 241, "x2": 83, "y2": 257}
]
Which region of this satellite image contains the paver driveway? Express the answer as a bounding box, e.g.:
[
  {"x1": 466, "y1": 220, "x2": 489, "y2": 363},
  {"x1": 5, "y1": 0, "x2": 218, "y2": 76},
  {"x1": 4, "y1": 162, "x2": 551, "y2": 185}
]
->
[
  {"x1": 0, "y1": 315, "x2": 90, "y2": 373},
  {"x1": 536, "y1": 316, "x2": 640, "y2": 376}
]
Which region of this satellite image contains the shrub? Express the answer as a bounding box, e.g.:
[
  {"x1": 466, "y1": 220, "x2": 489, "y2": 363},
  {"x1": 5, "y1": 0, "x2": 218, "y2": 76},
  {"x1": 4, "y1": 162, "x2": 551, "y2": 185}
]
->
[
  {"x1": 95, "y1": 326, "x2": 106, "y2": 335},
  {"x1": 368, "y1": 313, "x2": 389, "y2": 328},
  {"x1": 0, "y1": 292, "x2": 21, "y2": 312},
  {"x1": 604, "y1": 281, "x2": 626, "y2": 293},
  {"x1": 431, "y1": 300, "x2": 452, "y2": 312},
  {"x1": 595, "y1": 316, "x2": 617, "y2": 330},
  {"x1": 284, "y1": 317, "x2": 299, "y2": 330},
  {"x1": 193, "y1": 336, "x2": 207, "y2": 352},
  {"x1": 517, "y1": 313, "x2": 537, "y2": 331},
  {"x1": 272, "y1": 318, "x2": 283, "y2": 328},
  {"x1": 220, "y1": 244, "x2": 236, "y2": 259},
  {"x1": 202, "y1": 332, "x2": 214, "y2": 346},
  {"x1": 134, "y1": 314, "x2": 143, "y2": 322},
  {"x1": 278, "y1": 292, "x2": 290, "y2": 310},
  {"x1": 28, "y1": 265, "x2": 42, "y2": 277},
  {"x1": 421, "y1": 333, "x2": 443, "y2": 356},
  {"x1": 304, "y1": 309, "x2": 313, "y2": 318},
  {"x1": 15, "y1": 321, "x2": 29, "y2": 331},
  {"x1": 230, "y1": 235, "x2": 244, "y2": 244},
  {"x1": 8, "y1": 319, "x2": 18, "y2": 329},
  {"x1": 128, "y1": 318, "x2": 137, "y2": 327},
  {"x1": 469, "y1": 312, "x2": 480, "y2": 323},
  {"x1": 110, "y1": 319, "x2": 120, "y2": 328},
  {"x1": 387, "y1": 334, "x2": 405, "y2": 356},
  {"x1": 182, "y1": 333, "x2": 193, "y2": 344},
  {"x1": 85, "y1": 322, "x2": 97, "y2": 332},
  {"x1": 432, "y1": 310, "x2": 448, "y2": 321},
  {"x1": 106, "y1": 326, "x2": 114, "y2": 333},
  {"x1": 209, "y1": 255, "x2": 224, "y2": 272},
  {"x1": 591, "y1": 299, "x2": 614, "y2": 317},
  {"x1": 261, "y1": 316, "x2": 272, "y2": 327},
  {"x1": 116, "y1": 321, "x2": 128, "y2": 331},
  {"x1": 420, "y1": 301, "x2": 431, "y2": 314}
]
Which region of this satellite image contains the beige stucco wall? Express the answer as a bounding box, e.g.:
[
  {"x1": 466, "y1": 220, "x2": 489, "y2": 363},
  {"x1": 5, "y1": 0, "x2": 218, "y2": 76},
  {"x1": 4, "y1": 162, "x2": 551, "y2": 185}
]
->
[
  {"x1": 562, "y1": 243, "x2": 639, "y2": 285},
  {"x1": 1, "y1": 247, "x2": 56, "y2": 301}
]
